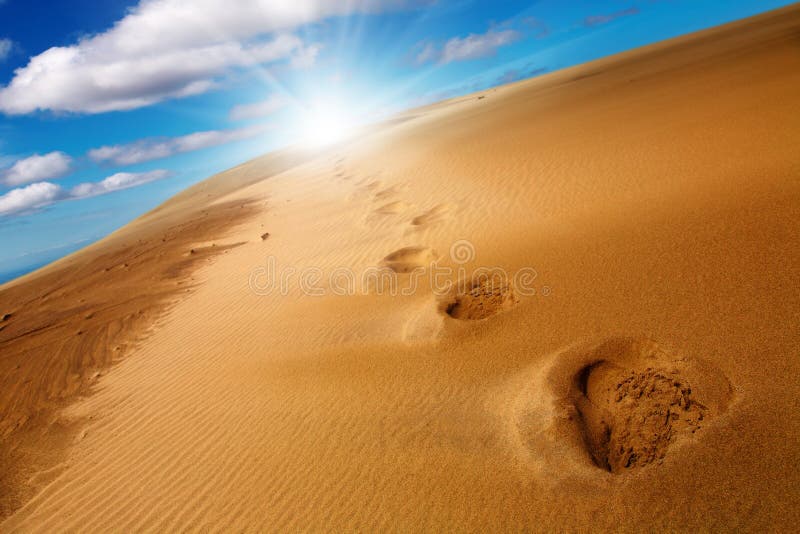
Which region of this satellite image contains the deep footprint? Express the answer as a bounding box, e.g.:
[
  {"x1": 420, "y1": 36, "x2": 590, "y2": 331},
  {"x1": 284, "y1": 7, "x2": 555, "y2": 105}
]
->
[
  {"x1": 382, "y1": 246, "x2": 438, "y2": 273},
  {"x1": 577, "y1": 362, "x2": 706, "y2": 472},
  {"x1": 446, "y1": 278, "x2": 518, "y2": 320},
  {"x1": 375, "y1": 201, "x2": 409, "y2": 215},
  {"x1": 411, "y1": 203, "x2": 453, "y2": 226},
  {"x1": 568, "y1": 339, "x2": 733, "y2": 474}
]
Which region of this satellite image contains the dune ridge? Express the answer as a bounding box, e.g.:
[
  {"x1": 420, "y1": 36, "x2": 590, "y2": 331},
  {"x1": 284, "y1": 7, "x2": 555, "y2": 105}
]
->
[{"x1": 2, "y1": 5, "x2": 800, "y2": 531}]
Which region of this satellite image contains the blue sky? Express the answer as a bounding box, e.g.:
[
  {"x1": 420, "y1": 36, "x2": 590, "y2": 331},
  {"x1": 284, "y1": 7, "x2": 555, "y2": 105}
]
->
[{"x1": 0, "y1": 0, "x2": 793, "y2": 283}]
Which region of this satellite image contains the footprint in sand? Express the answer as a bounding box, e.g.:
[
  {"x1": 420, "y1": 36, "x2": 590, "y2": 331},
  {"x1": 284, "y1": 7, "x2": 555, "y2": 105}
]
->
[
  {"x1": 411, "y1": 203, "x2": 454, "y2": 227},
  {"x1": 382, "y1": 246, "x2": 438, "y2": 273},
  {"x1": 444, "y1": 277, "x2": 518, "y2": 320},
  {"x1": 353, "y1": 179, "x2": 384, "y2": 199},
  {"x1": 334, "y1": 164, "x2": 352, "y2": 181},
  {"x1": 375, "y1": 201, "x2": 410, "y2": 215},
  {"x1": 374, "y1": 184, "x2": 407, "y2": 201},
  {"x1": 552, "y1": 338, "x2": 733, "y2": 474}
]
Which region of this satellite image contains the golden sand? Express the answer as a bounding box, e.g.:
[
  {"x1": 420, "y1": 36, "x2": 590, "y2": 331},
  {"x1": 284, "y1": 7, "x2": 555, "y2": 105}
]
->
[{"x1": 1, "y1": 5, "x2": 799, "y2": 531}]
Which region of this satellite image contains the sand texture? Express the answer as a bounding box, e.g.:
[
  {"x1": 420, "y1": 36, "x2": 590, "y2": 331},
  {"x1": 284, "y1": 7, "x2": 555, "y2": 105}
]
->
[{"x1": 1, "y1": 5, "x2": 799, "y2": 532}]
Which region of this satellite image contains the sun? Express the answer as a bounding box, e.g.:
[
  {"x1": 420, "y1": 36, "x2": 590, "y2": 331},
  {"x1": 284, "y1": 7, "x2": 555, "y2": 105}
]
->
[{"x1": 297, "y1": 97, "x2": 358, "y2": 148}]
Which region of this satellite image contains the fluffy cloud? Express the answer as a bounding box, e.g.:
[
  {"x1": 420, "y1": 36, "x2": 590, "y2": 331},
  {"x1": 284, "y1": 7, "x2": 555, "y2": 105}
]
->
[
  {"x1": 0, "y1": 182, "x2": 63, "y2": 216},
  {"x1": 0, "y1": 34, "x2": 301, "y2": 115},
  {"x1": 584, "y1": 8, "x2": 640, "y2": 27},
  {"x1": 442, "y1": 29, "x2": 521, "y2": 63},
  {"x1": 70, "y1": 170, "x2": 171, "y2": 198},
  {"x1": 89, "y1": 125, "x2": 268, "y2": 166},
  {"x1": 0, "y1": 0, "x2": 427, "y2": 115},
  {"x1": 229, "y1": 94, "x2": 289, "y2": 121},
  {"x1": 415, "y1": 28, "x2": 521, "y2": 65},
  {"x1": 2, "y1": 152, "x2": 73, "y2": 186},
  {"x1": 0, "y1": 38, "x2": 11, "y2": 61},
  {"x1": 290, "y1": 43, "x2": 322, "y2": 69},
  {"x1": 0, "y1": 170, "x2": 172, "y2": 217}
]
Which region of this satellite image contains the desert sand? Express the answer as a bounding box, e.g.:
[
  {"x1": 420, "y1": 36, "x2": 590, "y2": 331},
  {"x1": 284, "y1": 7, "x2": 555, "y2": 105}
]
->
[{"x1": 1, "y1": 5, "x2": 799, "y2": 531}]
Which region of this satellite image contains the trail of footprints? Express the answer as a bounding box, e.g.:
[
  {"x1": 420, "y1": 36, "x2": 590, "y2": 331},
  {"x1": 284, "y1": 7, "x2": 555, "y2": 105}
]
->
[
  {"x1": 334, "y1": 150, "x2": 457, "y2": 233},
  {"x1": 341, "y1": 155, "x2": 731, "y2": 477},
  {"x1": 346, "y1": 161, "x2": 454, "y2": 230},
  {"x1": 356, "y1": 162, "x2": 518, "y2": 320},
  {"x1": 336, "y1": 156, "x2": 517, "y2": 320}
]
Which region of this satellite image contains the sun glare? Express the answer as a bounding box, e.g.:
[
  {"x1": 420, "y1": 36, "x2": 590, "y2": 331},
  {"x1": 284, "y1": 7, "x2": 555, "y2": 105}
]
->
[{"x1": 298, "y1": 98, "x2": 358, "y2": 148}]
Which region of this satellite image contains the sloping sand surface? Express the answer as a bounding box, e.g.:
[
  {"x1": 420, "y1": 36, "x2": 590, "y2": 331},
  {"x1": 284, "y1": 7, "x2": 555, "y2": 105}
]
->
[{"x1": 2, "y1": 6, "x2": 799, "y2": 531}]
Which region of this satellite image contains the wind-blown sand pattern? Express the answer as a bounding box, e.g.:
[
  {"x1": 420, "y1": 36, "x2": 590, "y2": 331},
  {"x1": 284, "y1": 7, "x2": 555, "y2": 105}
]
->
[{"x1": 2, "y1": 6, "x2": 800, "y2": 531}]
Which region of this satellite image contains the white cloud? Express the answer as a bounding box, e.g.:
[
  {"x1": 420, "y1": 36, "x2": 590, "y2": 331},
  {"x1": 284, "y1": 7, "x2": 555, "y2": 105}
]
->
[
  {"x1": 229, "y1": 94, "x2": 288, "y2": 121},
  {"x1": 290, "y1": 43, "x2": 322, "y2": 69},
  {"x1": 0, "y1": 35, "x2": 302, "y2": 115},
  {"x1": 414, "y1": 42, "x2": 437, "y2": 65},
  {"x1": 584, "y1": 8, "x2": 640, "y2": 27},
  {"x1": 0, "y1": 182, "x2": 63, "y2": 216},
  {"x1": 173, "y1": 126, "x2": 265, "y2": 152},
  {"x1": 0, "y1": 0, "x2": 427, "y2": 115},
  {"x1": 0, "y1": 169, "x2": 173, "y2": 217},
  {"x1": 70, "y1": 170, "x2": 171, "y2": 198},
  {"x1": 0, "y1": 39, "x2": 11, "y2": 62},
  {"x1": 88, "y1": 125, "x2": 268, "y2": 166},
  {"x1": 414, "y1": 28, "x2": 521, "y2": 65},
  {"x1": 88, "y1": 144, "x2": 168, "y2": 167},
  {"x1": 440, "y1": 29, "x2": 521, "y2": 63},
  {"x1": 2, "y1": 151, "x2": 73, "y2": 186}
]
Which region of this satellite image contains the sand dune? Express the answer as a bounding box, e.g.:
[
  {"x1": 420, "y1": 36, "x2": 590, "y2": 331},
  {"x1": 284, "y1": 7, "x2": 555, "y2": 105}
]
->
[{"x1": 2, "y1": 5, "x2": 800, "y2": 531}]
